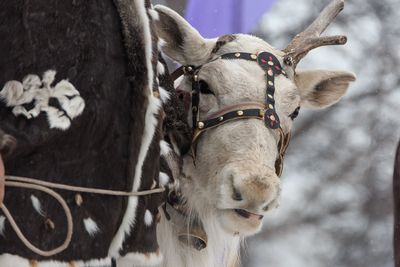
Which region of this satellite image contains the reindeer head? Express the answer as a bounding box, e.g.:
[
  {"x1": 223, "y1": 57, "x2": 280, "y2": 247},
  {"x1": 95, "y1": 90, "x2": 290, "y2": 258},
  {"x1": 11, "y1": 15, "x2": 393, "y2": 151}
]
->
[{"x1": 154, "y1": 0, "x2": 355, "y2": 236}]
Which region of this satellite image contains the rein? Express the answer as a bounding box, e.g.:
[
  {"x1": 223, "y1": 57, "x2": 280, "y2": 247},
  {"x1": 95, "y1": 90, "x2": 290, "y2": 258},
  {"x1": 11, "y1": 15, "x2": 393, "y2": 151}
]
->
[
  {"x1": 173, "y1": 51, "x2": 293, "y2": 177},
  {"x1": 2, "y1": 175, "x2": 165, "y2": 257}
]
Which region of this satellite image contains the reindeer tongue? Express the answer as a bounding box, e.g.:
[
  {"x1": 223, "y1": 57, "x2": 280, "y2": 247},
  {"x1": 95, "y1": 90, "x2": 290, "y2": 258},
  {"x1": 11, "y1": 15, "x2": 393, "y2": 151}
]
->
[{"x1": 234, "y1": 209, "x2": 264, "y2": 220}]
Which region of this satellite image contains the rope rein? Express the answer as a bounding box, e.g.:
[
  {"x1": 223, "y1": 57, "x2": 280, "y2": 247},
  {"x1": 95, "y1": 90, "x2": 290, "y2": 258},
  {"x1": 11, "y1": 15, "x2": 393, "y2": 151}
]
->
[{"x1": 1, "y1": 175, "x2": 165, "y2": 257}]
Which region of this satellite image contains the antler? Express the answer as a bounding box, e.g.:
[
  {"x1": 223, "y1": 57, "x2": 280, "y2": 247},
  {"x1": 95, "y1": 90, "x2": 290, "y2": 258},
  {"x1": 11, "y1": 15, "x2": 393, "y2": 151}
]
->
[{"x1": 283, "y1": 0, "x2": 347, "y2": 68}]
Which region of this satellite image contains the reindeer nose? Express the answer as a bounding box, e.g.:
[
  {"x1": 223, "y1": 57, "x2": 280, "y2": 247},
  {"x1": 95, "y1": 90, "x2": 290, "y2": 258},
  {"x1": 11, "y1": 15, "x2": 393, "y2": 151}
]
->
[
  {"x1": 231, "y1": 175, "x2": 280, "y2": 210},
  {"x1": 232, "y1": 185, "x2": 243, "y2": 201}
]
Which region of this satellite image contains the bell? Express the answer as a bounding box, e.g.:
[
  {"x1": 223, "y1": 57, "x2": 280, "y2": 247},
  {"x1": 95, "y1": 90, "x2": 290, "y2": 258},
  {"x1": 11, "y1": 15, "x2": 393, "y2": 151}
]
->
[{"x1": 178, "y1": 216, "x2": 208, "y2": 251}]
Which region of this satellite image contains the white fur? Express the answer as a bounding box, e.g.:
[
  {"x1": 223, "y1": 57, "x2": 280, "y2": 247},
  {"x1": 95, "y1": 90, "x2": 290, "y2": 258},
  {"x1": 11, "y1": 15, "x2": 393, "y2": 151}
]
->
[
  {"x1": 0, "y1": 80, "x2": 34, "y2": 107},
  {"x1": 144, "y1": 210, "x2": 153, "y2": 227},
  {"x1": 148, "y1": 8, "x2": 160, "y2": 21},
  {"x1": 108, "y1": 0, "x2": 161, "y2": 258},
  {"x1": 0, "y1": 70, "x2": 85, "y2": 130},
  {"x1": 42, "y1": 70, "x2": 56, "y2": 87},
  {"x1": 30, "y1": 195, "x2": 45, "y2": 217},
  {"x1": 158, "y1": 87, "x2": 170, "y2": 104},
  {"x1": 0, "y1": 254, "x2": 112, "y2": 267},
  {"x1": 117, "y1": 251, "x2": 163, "y2": 267},
  {"x1": 158, "y1": 172, "x2": 170, "y2": 187},
  {"x1": 0, "y1": 216, "x2": 5, "y2": 237},
  {"x1": 83, "y1": 217, "x2": 101, "y2": 237},
  {"x1": 157, "y1": 61, "x2": 165, "y2": 75},
  {"x1": 160, "y1": 140, "x2": 171, "y2": 156}
]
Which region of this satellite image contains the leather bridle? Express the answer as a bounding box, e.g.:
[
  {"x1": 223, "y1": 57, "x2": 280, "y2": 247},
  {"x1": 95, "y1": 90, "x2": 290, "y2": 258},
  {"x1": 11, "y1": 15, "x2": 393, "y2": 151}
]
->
[{"x1": 173, "y1": 51, "x2": 295, "y2": 177}]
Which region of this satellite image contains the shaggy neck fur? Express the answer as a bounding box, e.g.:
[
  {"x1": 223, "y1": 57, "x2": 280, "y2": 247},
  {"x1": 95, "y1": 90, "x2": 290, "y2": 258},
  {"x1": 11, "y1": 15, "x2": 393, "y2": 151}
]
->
[{"x1": 157, "y1": 156, "x2": 241, "y2": 267}]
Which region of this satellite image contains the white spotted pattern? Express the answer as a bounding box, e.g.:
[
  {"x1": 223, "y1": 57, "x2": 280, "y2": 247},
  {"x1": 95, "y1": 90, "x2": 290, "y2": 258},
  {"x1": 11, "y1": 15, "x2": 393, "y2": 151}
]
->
[
  {"x1": 30, "y1": 195, "x2": 45, "y2": 217},
  {"x1": 0, "y1": 216, "x2": 5, "y2": 237},
  {"x1": 144, "y1": 210, "x2": 153, "y2": 226},
  {"x1": 160, "y1": 140, "x2": 171, "y2": 156},
  {"x1": 159, "y1": 172, "x2": 170, "y2": 186},
  {"x1": 83, "y1": 217, "x2": 100, "y2": 237}
]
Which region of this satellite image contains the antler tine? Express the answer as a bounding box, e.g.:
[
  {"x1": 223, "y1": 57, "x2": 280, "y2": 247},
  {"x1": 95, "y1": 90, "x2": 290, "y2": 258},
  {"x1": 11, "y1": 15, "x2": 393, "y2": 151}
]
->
[{"x1": 283, "y1": 0, "x2": 347, "y2": 68}]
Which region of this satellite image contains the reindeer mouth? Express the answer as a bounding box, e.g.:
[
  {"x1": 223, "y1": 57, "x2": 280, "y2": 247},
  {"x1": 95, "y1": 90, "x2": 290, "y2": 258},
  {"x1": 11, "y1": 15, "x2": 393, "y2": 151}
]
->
[{"x1": 234, "y1": 209, "x2": 264, "y2": 220}]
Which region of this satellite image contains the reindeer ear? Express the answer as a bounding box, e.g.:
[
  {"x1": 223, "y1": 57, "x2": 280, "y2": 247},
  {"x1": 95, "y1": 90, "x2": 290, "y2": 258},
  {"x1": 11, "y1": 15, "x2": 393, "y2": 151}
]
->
[
  {"x1": 153, "y1": 5, "x2": 214, "y2": 65},
  {"x1": 295, "y1": 69, "x2": 356, "y2": 109}
]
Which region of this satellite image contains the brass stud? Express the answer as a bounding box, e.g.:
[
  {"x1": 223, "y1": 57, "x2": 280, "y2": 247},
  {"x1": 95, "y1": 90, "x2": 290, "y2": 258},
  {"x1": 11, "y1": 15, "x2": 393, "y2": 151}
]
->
[
  {"x1": 268, "y1": 81, "x2": 274, "y2": 86},
  {"x1": 235, "y1": 53, "x2": 241, "y2": 57},
  {"x1": 269, "y1": 104, "x2": 274, "y2": 109},
  {"x1": 198, "y1": 122, "x2": 204, "y2": 129},
  {"x1": 219, "y1": 116, "x2": 224, "y2": 121},
  {"x1": 250, "y1": 54, "x2": 257, "y2": 60},
  {"x1": 194, "y1": 75, "x2": 199, "y2": 81},
  {"x1": 237, "y1": 110, "x2": 244, "y2": 116}
]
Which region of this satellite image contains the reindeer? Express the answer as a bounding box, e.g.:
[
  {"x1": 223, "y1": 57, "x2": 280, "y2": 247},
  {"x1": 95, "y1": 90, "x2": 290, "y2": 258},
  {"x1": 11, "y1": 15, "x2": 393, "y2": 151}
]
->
[{"x1": 153, "y1": 0, "x2": 356, "y2": 266}]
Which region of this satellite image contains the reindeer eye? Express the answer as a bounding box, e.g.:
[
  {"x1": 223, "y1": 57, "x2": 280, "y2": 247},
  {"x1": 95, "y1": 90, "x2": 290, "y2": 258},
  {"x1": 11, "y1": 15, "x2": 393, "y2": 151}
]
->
[
  {"x1": 289, "y1": 106, "x2": 300, "y2": 120},
  {"x1": 199, "y1": 80, "x2": 214, "y2": 95}
]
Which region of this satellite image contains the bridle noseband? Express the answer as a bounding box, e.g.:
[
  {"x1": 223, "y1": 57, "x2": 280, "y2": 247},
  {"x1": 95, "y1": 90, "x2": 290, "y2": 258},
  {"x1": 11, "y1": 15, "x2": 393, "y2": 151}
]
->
[{"x1": 174, "y1": 51, "x2": 294, "y2": 177}]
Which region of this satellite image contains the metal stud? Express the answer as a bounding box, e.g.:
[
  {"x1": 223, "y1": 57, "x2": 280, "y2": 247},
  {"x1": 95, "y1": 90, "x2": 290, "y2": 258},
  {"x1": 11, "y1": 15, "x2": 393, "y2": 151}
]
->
[
  {"x1": 219, "y1": 116, "x2": 224, "y2": 121},
  {"x1": 268, "y1": 94, "x2": 273, "y2": 98},
  {"x1": 235, "y1": 53, "x2": 241, "y2": 58},
  {"x1": 192, "y1": 106, "x2": 197, "y2": 112},
  {"x1": 187, "y1": 66, "x2": 193, "y2": 72},
  {"x1": 194, "y1": 75, "x2": 199, "y2": 81},
  {"x1": 269, "y1": 104, "x2": 274, "y2": 109},
  {"x1": 268, "y1": 61, "x2": 274, "y2": 66},
  {"x1": 267, "y1": 69, "x2": 273, "y2": 76},
  {"x1": 270, "y1": 115, "x2": 276, "y2": 121},
  {"x1": 237, "y1": 110, "x2": 244, "y2": 116},
  {"x1": 250, "y1": 54, "x2": 257, "y2": 60},
  {"x1": 268, "y1": 81, "x2": 274, "y2": 86},
  {"x1": 198, "y1": 122, "x2": 204, "y2": 129}
]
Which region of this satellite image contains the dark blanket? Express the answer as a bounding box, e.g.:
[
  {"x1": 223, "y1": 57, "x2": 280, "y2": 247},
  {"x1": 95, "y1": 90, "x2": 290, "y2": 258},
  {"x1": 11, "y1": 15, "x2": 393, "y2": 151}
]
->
[{"x1": 0, "y1": 0, "x2": 165, "y2": 263}]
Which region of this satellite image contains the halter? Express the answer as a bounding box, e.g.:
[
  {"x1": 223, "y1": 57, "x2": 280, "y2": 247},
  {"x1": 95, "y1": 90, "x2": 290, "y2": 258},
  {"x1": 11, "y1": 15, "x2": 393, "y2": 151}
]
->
[{"x1": 174, "y1": 51, "x2": 294, "y2": 177}]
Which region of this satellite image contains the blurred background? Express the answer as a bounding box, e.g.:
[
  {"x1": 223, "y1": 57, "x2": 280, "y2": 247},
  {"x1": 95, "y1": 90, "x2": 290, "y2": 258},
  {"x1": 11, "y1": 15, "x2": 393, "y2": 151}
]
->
[{"x1": 153, "y1": 0, "x2": 399, "y2": 266}]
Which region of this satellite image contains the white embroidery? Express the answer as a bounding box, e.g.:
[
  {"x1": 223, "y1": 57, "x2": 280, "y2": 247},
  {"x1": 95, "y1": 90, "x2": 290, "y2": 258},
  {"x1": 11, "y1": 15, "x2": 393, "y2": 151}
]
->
[{"x1": 0, "y1": 70, "x2": 85, "y2": 130}]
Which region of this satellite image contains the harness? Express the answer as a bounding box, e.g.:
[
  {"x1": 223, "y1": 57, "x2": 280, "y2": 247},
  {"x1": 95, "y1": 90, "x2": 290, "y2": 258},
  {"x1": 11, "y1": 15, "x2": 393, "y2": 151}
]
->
[{"x1": 174, "y1": 51, "x2": 294, "y2": 177}]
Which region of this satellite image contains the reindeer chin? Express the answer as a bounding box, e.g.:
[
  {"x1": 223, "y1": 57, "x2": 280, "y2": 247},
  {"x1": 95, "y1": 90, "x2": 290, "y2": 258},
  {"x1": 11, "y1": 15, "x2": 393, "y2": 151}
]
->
[{"x1": 217, "y1": 209, "x2": 263, "y2": 236}]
